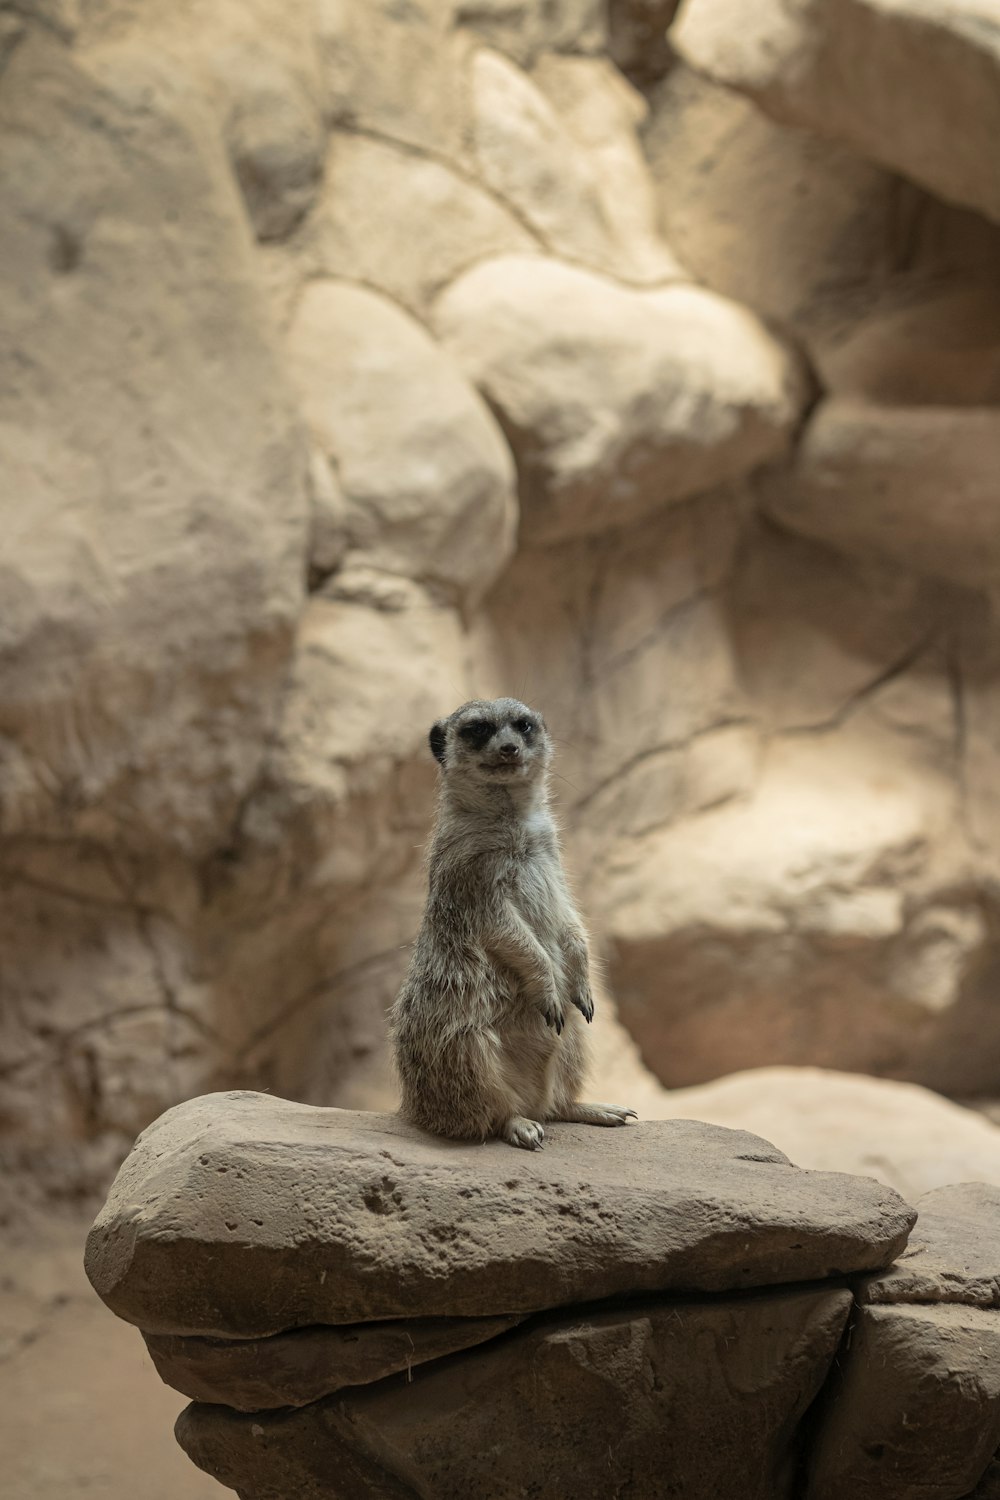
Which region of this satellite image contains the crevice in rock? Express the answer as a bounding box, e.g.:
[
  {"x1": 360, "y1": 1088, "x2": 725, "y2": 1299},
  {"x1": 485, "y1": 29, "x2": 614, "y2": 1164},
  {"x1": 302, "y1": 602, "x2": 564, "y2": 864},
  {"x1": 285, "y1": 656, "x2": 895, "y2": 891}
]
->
[
  {"x1": 775, "y1": 627, "x2": 940, "y2": 740},
  {"x1": 571, "y1": 714, "x2": 753, "y2": 822},
  {"x1": 231, "y1": 944, "x2": 406, "y2": 1067}
]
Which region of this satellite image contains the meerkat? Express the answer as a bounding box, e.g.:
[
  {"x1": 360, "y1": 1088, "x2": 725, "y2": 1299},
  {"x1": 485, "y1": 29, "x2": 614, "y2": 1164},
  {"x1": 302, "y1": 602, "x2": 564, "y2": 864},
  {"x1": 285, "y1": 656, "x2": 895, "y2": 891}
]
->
[{"x1": 389, "y1": 697, "x2": 636, "y2": 1151}]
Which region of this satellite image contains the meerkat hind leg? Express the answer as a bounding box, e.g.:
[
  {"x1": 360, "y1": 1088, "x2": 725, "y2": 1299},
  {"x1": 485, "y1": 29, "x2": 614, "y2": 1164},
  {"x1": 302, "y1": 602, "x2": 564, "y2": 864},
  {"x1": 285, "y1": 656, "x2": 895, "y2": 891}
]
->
[
  {"x1": 503, "y1": 1115, "x2": 546, "y2": 1151},
  {"x1": 549, "y1": 1102, "x2": 638, "y2": 1127}
]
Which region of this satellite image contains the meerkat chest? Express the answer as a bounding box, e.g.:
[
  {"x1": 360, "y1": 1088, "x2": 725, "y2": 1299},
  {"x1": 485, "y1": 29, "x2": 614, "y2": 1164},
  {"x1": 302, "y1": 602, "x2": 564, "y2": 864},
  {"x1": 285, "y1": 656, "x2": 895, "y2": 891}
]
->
[{"x1": 506, "y1": 827, "x2": 569, "y2": 940}]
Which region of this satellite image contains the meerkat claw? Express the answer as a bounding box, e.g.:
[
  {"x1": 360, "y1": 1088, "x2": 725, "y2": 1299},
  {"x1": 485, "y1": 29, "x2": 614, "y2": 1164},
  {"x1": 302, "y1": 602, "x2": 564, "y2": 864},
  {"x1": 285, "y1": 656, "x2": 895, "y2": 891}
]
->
[
  {"x1": 572, "y1": 993, "x2": 594, "y2": 1023},
  {"x1": 504, "y1": 1116, "x2": 545, "y2": 1150}
]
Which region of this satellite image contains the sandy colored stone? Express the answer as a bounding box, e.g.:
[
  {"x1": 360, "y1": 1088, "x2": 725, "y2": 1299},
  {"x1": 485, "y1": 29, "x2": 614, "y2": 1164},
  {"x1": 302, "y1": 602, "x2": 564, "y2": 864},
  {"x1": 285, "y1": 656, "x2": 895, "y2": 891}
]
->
[
  {"x1": 0, "y1": 34, "x2": 308, "y2": 856},
  {"x1": 308, "y1": 131, "x2": 538, "y2": 315},
  {"x1": 817, "y1": 279, "x2": 1000, "y2": 406},
  {"x1": 218, "y1": 54, "x2": 324, "y2": 242},
  {"x1": 727, "y1": 519, "x2": 944, "y2": 733},
  {"x1": 177, "y1": 1287, "x2": 851, "y2": 1500},
  {"x1": 960, "y1": 598, "x2": 1000, "y2": 867},
  {"x1": 317, "y1": 0, "x2": 466, "y2": 158},
  {"x1": 470, "y1": 49, "x2": 623, "y2": 272},
  {"x1": 807, "y1": 1301, "x2": 1000, "y2": 1500},
  {"x1": 145, "y1": 1313, "x2": 524, "y2": 1411},
  {"x1": 603, "y1": 730, "x2": 964, "y2": 1085},
  {"x1": 761, "y1": 398, "x2": 1000, "y2": 590},
  {"x1": 860, "y1": 1183, "x2": 1000, "y2": 1309},
  {"x1": 531, "y1": 54, "x2": 682, "y2": 283},
  {"x1": 287, "y1": 281, "x2": 517, "y2": 604},
  {"x1": 251, "y1": 573, "x2": 468, "y2": 872},
  {"x1": 665, "y1": 1069, "x2": 1000, "y2": 1207},
  {"x1": 434, "y1": 255, "x2": 804, "y2": 543},
  {"x1": 644, "y1": 63, "x2": 903, "y2": 332},
  {"x1": 304, "y1": 445, "x2": 348, "y2": 584},
  {"x1": 673, "y1": 0, "x2": 1000, "y2": 227},
  {"x1": 85, "y1": 1091, "x2": 914, "y2": 1337},
  {"x1": 455, "y1": 0, "x2": 606, "y2": 66}
]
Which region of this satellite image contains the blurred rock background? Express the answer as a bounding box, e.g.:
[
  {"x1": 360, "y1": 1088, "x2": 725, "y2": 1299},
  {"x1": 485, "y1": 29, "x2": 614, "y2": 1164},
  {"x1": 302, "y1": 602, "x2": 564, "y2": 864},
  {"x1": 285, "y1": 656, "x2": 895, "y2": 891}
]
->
[{"x1": 4, "y1": 0, "x2": 1000, "y2": 1493}]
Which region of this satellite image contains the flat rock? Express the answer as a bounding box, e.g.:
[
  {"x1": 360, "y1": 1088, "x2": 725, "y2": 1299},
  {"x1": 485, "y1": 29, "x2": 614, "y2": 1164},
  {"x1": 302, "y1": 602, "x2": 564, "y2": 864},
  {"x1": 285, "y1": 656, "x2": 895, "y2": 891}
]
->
[
  {"x1": 177, "y1": 1286, "x2": 851, "y2": 1500},
  {"x1": 433, "y1": 255, "x2": 804, "y2": 544},
  {"x1": 85, "y1": 1092, "x2": 914, "y2": 1337},
  {"x1": 860, "y1": 1182, "x2": 1000, "y2": 1309},
  {"x1": 807, "y1": 1301, "x2": 1000, "y2": 1500},
  {"x1": 145, "y1": 1313, "x2": 524, "y2": 1411}
]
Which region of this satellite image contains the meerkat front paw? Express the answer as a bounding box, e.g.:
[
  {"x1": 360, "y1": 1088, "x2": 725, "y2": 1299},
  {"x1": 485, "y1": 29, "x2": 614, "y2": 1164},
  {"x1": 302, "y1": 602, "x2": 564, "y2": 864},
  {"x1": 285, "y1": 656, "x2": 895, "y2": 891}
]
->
[
  {"x1": 503, "y1": 1116, "x2": 545, "y2": 1150},
  {"x1": 541, "y1": 995, "x2": 565, "y2": 1034},
  {"x1": 571, "y1": 987, "x2": 594, "y2": 1023}
]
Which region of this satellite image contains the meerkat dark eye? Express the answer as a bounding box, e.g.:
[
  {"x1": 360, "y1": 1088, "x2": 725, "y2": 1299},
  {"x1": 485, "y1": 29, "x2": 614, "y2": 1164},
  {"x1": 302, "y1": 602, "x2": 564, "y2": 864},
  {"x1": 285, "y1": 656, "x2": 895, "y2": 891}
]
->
[
  {"x1": 458, "y1": 718, "x2": 493, "y2": 748},
  {"x1": 512, "y1": 718, "x2": 535, "y2": 736}
]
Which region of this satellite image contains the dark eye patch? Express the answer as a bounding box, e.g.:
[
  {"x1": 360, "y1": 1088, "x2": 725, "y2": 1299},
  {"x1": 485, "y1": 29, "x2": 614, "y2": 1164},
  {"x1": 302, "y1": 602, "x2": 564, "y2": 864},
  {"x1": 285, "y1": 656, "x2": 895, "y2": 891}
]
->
[
  {"x1": 457, "y1": 718, "x2": 494, "y2": 749},
  {"x1": 512, "y1": 718, "x2": 536, "y2": 736}
]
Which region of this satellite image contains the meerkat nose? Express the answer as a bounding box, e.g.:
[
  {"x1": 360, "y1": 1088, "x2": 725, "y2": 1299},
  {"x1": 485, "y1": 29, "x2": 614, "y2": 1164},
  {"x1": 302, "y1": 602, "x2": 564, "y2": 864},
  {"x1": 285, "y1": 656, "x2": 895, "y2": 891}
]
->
[{"x1": 497, "y1": 741, "x2": 520, "y2": 761}]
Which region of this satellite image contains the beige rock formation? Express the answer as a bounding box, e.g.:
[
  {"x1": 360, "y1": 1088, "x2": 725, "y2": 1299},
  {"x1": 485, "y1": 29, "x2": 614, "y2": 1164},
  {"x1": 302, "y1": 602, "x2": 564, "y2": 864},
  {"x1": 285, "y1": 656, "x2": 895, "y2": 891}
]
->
[
  {"x1": 435, "y1": 256, "x2": 805, "y2": 542},
  {"x1": 287, "y1": 280, "x2": 518, "y2": 604},
  {"x1": 5, "y1": 0, "x2": 1000, "y2": 1223},
  {"x1": 306, "y1": 132, "x2": 539, "y2": 316},
  {"x1": 85, "y1": 1093, "x2": 912, "y2": 1336},
  {"x1": 85, "y1": 1094, "x2": 1000, "y2": 1499},
  {"x1": 762, "y1": 399, "x2": 1000, "y2": 591},
  {"x1": 0, "y1": 32, "x2": 309, "y2": 857},
  {"x1": 673, "y1": 0, "x2": 1000, "y2": 226},
  {"x1": 808, "y1": 1301, "x2": 1000, "y2": 1500},
  {"x1": 662, "y1": 1068, "x2": 1000, "y2": 1205}
]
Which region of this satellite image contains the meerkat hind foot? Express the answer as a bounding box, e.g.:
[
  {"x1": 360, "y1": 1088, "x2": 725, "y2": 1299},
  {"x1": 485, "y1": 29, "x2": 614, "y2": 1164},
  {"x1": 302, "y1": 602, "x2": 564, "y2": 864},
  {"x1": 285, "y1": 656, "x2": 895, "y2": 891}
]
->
[
  {"x1": 552, "y1": 1102, "x2": 638, "y2": 1127},
  {"x1": 503, "y1": 1115, "x2": 545, "y2": 1151}
]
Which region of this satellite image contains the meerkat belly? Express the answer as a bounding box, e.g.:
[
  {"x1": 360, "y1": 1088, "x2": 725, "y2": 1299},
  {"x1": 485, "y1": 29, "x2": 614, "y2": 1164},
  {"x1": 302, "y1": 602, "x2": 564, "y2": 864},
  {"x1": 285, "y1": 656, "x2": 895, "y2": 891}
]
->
[{"x1": 512, "y1": 853, "x2": 568, "y2": 967}]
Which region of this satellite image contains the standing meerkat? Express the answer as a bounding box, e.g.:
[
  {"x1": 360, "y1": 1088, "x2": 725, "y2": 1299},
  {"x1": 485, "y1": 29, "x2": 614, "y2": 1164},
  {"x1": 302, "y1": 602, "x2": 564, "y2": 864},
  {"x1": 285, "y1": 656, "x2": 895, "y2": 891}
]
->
[{"x1": 390, "y1": 696, "x2": 636, "y2": 1151}]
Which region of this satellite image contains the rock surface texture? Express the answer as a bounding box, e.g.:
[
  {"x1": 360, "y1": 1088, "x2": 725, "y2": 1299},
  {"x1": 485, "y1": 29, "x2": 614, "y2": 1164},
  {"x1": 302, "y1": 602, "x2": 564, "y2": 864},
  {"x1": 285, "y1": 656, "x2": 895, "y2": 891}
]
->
[
  {"x1": 85, "y1": 1092, "x2": 969, "y2": 1500},
  {"x1": 84, "y1": 1093, "x2": 914, "y2": 1336},
  {"x1": 7, "y1": 0, "x2": 1000, "y2": 1217}
]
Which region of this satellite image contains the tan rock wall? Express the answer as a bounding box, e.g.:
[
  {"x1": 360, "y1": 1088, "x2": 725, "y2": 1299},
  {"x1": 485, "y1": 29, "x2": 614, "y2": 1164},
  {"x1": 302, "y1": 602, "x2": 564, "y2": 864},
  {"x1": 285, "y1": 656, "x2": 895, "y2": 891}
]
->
[{"x1": 4, "y1": 0, "x2": 1000, "y2": 1199}]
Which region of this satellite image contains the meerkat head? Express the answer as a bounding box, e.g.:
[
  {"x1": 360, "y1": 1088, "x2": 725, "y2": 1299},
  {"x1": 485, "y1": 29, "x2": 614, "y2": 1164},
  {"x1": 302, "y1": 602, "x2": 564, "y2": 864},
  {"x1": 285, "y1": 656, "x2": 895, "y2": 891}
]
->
[{"x1": 429, "y1": 698, "x2": 552, "y2": 787}]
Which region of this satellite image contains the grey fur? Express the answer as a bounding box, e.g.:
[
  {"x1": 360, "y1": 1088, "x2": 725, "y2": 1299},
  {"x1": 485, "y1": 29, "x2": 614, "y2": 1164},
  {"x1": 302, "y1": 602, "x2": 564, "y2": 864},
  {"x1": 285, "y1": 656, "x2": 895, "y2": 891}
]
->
[{"x1": 389, "y1": 697, "x2": 637, "y2": 1150}]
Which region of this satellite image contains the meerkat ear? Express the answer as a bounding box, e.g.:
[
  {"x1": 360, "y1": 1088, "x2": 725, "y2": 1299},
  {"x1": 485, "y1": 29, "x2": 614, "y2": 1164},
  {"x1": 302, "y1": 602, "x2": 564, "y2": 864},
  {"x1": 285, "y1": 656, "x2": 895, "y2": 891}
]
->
[{"x1": 428, "y1": 721, "x2": 447, "y2": 764}]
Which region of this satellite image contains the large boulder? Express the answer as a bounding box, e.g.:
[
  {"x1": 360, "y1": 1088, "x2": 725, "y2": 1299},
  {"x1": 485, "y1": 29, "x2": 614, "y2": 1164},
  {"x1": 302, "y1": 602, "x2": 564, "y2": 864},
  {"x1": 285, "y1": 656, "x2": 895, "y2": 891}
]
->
[
  {"x1": 0, "y1": 35, "x2": 309, "y2": 856},
  {"x1": 861, "y1": 1182, "x2": 1000, "y2": 1309},
  {"x1": 434, "y1": 256, "x2": 805, "y2": 543},
  {"x1": 673, "y1": 0, "x2": 1000, "y2": 227},
  {"x1": 665, "y1": 1069, "x2": 1000, "y2": 1205},
  {"x1": 469, "y1": 49, "x2": 628, "y2": 275},
  {"x1": 305, "y1": 131, "x2": 538, "y2": 316},
  {"x1": 177, "y1": 1287, "x2": 852, "y2": 1499},
  {"x1": 761, "y1": 398, "x2": 1000, "y2": 590},
  {"x1": 286, "y1": 281, "x2": 518, "y2": 605},
  {"x1": 808, "y1": 1300, "x2": 1000, "y2": 1500},
  {"x1": 529, "y1": 53, "x2": 681, "y2": 283},
  {"x1": 601, "y1": 729, "x2": 973, "y2": 1086},
  {"x1": 644, "y1": 63, "x2": 903, "y2": 335},
  {"x1": 84, "y1": 1092, "x2": 914, "y2": 1337}
]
